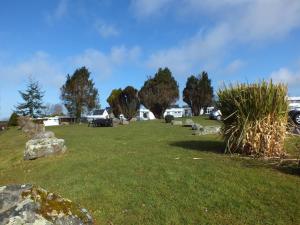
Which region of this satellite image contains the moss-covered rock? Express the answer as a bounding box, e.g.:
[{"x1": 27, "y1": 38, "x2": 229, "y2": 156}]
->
[{"x1": 0, "y1": 184, "x2": 94, "y2": 225}]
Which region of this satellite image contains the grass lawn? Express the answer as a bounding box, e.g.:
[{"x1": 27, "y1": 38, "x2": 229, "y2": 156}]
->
[{"x1": 0, "y1": 117, "x2": 299, "y2": 225}]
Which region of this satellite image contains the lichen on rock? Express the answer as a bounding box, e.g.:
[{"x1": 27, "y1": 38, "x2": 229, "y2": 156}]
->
[{"x1": 0, "y1": 184, "x2": 94, "y2": 225}]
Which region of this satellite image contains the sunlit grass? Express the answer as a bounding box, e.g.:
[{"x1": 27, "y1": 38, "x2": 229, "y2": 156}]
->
[{"x1": 0, "y1": 117, "x2": 299, "y2": 225}]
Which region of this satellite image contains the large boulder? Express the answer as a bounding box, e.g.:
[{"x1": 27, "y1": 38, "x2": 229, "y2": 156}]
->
[
  {"x1": 0, "y1": 184, "x2": 94, "y2": 225},
  {"x1": 24, "y1": 138, "x2": 66, "y2": 160}
]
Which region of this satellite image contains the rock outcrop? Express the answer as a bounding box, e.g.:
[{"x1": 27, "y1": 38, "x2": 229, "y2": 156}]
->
[
  {"x1": 184, "y1": 119, "x2": 194, "y2": 127},
  {"x1": 24, "y1": 138, "x2": 66, "y2": 160},
  {"x1": 0, "y1": 184, "x2": 94, "y2": 225},
  {"x1": 18, "y1": 116, "x2": 45, "y2": 138}
]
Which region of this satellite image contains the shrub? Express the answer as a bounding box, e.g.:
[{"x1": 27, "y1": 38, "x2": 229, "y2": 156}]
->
[
  {"x1": 8, "y1": 112, "x2": 19, "y2": 126},
  {"x1": 165, "y1": 115, "x2": 174, "y2": 123},
  {"x1": 218, "y1": 81, "x2": 288, "y2": 157}
]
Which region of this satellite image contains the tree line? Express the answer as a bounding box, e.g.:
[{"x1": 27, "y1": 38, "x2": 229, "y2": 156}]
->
[{"x1": 12, "y1": 66, "x2": 214, "y2": 122}]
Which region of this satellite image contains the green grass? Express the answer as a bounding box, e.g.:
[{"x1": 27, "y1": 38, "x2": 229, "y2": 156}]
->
[{"x1": 0, "y1": 117, "x2": 299, "y2": 225}]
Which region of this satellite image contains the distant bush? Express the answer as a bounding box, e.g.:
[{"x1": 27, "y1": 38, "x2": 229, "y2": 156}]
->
[
  {"x1": 8, "y1": 112, "x2": 19, "y2": 126},
  {"x1": 165, "y1": 115, "x2": 174, "y2": 123},
  {"x1": 218, "y1": 81, "x2": 288, "y2": 157}
]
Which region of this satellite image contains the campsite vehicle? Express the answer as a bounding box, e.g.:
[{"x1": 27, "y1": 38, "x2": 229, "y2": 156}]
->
[
  {"x1": 86, "y1": 109, "x2": 109, "y2": 122},
  {"x1": 209, "y1": 109, "x2": 222, "y2": 121},
  {"x1": 289, "y1": 108, "x2": 300, "y2": 125},
  {"x1": 89, "y1": 118, "x2": 113, "y2": 127}
]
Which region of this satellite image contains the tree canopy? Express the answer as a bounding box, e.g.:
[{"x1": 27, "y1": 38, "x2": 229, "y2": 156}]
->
[
  {"x1": 139, "y1": 68, "x2": 179, "y2": 118},
  {"x1": 60, "y1": 67, "x2": 99, "y2": 119},
  {"x1": 107, "y1": 88, "x2": 122, "y2": 117},
  {"x1": 119, "y1": 86, "x2": 140, "y2": 120},
  {"x1": 15, "y1": 78, "x2": 45, "y2": 118},
  {"x1": 183, "y1": 71, "x2": 213, "y2": 115},
  {"x1": 107, "y1": 86, "x2": 139, "y2": 120}
]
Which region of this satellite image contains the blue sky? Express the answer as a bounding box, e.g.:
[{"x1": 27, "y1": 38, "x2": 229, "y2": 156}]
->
[{"x1": 1, "y1": 0, "x2": 300, "y2": 119}]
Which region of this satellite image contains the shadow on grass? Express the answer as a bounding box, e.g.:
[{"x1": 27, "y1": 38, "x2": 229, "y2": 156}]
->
[
  {"x1": 169, "y1": 140, "x2": 226, "y2": 154},
  {"x1": 171, "y1": 140, "x2": 300, "y2": 176},
  {"x1": 237, "y1": 157, "x2": 300, "y2": 176}
]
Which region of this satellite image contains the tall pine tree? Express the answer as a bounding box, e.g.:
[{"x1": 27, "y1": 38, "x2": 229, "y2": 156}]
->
[
  {"x1": 61, "y1": 67, "x2": 99, "y2": 119},
  {"x1": 183, "y1": 71, "x2": 213, "y2": 115},
  {"x1": 139, "y1": 68, "x2": 179, "y2": 118},
  {"x1": 15, "y1": 78, "x2": 45, "y2": 118}
]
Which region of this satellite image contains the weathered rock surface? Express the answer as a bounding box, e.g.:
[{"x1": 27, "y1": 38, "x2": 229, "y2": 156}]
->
[
  {"x1": 112, "y1": 118, "x2": 120, "y2": 127},
  {"x1": 0, "y1": 184, "x2": 94, "y2": 225},
  {"x1": 192, "y1": 123, "x2": 203, "y2": 131},
  {"x1": 120, "y1": 120, "x2": 129, "y2": 125},
  {"x1": 171, "y1": 120, "x2": 183, "y2": 126},
  {"x1": 193, "y1": 126, "x2": 221, "y2": 135},
  {"x1": 24, "y1": 138, "x2": 66, "y2": 160},
  {"x1": 184, "y1": 119, "x2": 194, "y2": 127},
  {"x1": 130, "y1": 118, "x2": 137, "y2": 122},
  {"x1": 18, "y1": 116, "x2": 45, "y2": 138}
]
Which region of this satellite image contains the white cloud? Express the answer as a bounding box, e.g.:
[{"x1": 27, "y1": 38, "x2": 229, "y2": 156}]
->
[
  {"x1": 146, "y1": 24, "x2": 231, "y2": 75},
  {"x1": 270, "y1": 68, "x2": 300, "y2": 87},
  {"x1": 144, "y1": 0, "x2": 300, "y2": 76},
  {"x1": 46, "y1": 0, "x2": 68, "y2": 24},
  {"x1": 130, "y1": 0, "x2": 174, "y2": 18},
  {"x1": 70, "y1": 46, "x2": 141, "y2": 79},
  {"x1": 0, "y1": 51, "x2": 65, "y2": 87},
  {"x1": 95, "y1": 21, "x2": 119, "y2": 38},
  {"x1": 224, "y1": 59, "x2": 245, "y2": 75}
]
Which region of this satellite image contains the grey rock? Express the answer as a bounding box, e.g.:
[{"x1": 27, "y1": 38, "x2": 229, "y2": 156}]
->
[
  {"x1": 112, "y1": 118, "x2": 120, "y2": 127},
  {"x1": 24, "y1": 138, "x2": 66, "y2": 160},
  {"x1": 130, "y1": 118, "x2": 137, "y2": 122},
  {"x1": 184, "y1": 119, "x2": 194, "y2": 127},
  {"x1": 120, "y1": 120, "x2": 129, "y2": 125},
  {"x1": 171, "y1": 120, "x2": 183, "y2": 126},
  {"x1": 192, "y1": 123, "x2": 203, "y2": 130},
  {"x1": 0, "y1": 184, "x2": 94, "y2": 225},
  {"x1": 18, "y1": 116, "x2": 45, "y2": 138},
  {"x1": 193, "y1": 126, "x2": 221, "y2": 135}
]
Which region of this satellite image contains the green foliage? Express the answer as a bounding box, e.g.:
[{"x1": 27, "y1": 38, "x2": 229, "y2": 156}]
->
[
  {"x1": 7, "y1": 112, "x2": 19, "y2": 126},
  {"x1": 165, "y1": 115, "x2": 174, "y2": 123},
  {"x1": 60, "y1": 67, "x2": 99, "y2": 119},
  {"x1": 183, "y1": 71, "x2": 214, "y2": 115},
  {"x1": 218, "y1": 80, "x2": 288, "y2": 156},
  {"x1": 15, "y1": 78, "x2": 45, "y2": 118},
  {"x1": 139, "y1": 67, "x2": 179, "y2": 118},
  {"x1": 107, "y1": 88, "x2": 122, "y2": 117},
  {"x1": 107, "y1": 86, "x2": 140, "y2": 119},
  {"x1": 119, "y1": 86, "x2": 140, "y2": 120}
]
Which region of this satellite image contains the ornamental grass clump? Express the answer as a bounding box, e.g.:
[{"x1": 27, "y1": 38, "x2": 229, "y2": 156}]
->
[{"x1": 218, "y1": 81, "x2": 288, "y2": 157}]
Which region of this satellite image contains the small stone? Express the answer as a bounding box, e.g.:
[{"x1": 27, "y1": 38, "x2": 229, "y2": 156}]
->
[{"x1": 171, "y1": 120, "x2": 183, "y2": 126}]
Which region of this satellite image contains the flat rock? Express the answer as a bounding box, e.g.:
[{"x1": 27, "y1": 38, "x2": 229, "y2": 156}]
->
[
  {"x1": 192, "y1": 123, "x2": 203, "y2": 130},
  {"x1": 184, "y1": 119, "x2": 194, "y2": 127},
  {"x1": 0, "y1": 184, "x2": 94, "y2": 225},
  {"x1": 24, "y1": 138, "x2": 66, "y2": 160},
  {"x1": 193, "y1": 126, "x2": 221, "y2": 135},
  {"x1": 171, "y1": 120, "x2": 183, "y2": 126}
]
